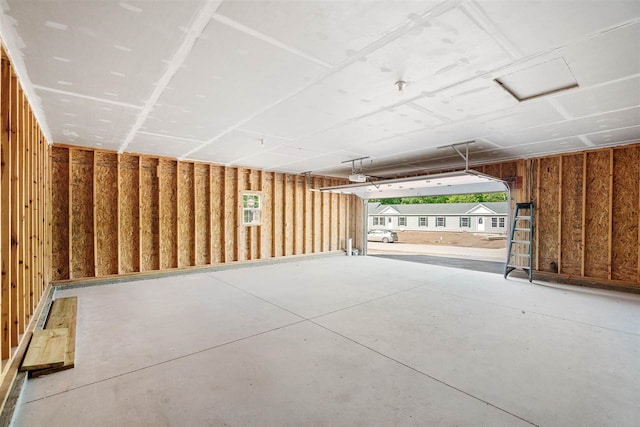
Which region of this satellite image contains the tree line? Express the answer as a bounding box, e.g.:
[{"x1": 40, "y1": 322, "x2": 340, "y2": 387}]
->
[{"x1": 370, "y1": 192, "x2": 508, "y2": 205}]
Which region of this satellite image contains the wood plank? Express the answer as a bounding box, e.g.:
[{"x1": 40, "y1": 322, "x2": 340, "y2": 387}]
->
[
  {"x1": 608, "y1": 149, "x2": 613, "y2": 280},
  {"x1": 93, "y1": 152, "x2": 98, "y2": 275},
  {"x1": 32, "y1": 296, "x2": 77, "y2": 376},
  {"x1": 557, "y1": 156, "x2": 562, "y2": 273},
  {"x1": 535, "y1": 158, "x2": 540, "y2": 271},
  {"x1": 209, "y1": 164, "x2": 213, "y2": 264},
  {"x1": 68, "y1": 149, "x2": 73, "y2": 279},
  {"x1": 20, "y1": 328, "x2": 67, "y2": 371},
  {"x1": 10, "y1": 74, "x2": 21, "y2": 346},
  {"x1": 0, "y1": 54, "x2": 12, "y2": 360},
  {"x1": 117, "y1": 154, "x2": 121, "y2": 274},
  {"x1": 581, "y1": 152, "x2": 587, "y2": 277}
]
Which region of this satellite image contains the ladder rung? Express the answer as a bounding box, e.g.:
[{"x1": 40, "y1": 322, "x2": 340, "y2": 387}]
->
[
  {"x1": 514, "y1": 228, "x2": 530, "y2": 232},
  {"x1": 515, "y1": 216, "x2": 531, "y2": 220},
  {"x1": 507, "y1": 264, "x2": 530, "y2": 269},
  {"x1": 510, "y1": 253, "x2": 531, "y2": 258},
  {"x1": 511, "y1": 240, "x2": 530, "y2": 244}
]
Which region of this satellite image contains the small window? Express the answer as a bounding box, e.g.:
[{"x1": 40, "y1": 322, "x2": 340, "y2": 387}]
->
[
  {"x1": 492, "y1": 217, "x2": 498, "y2": 227},
  {"x1": 436, "y1": 217, "x2": 446, "y2": 227},
  {"x1": 373, "y1": 217, "x2": 380, "y2": 226},
  {"x1": 398, "y1": 216, "x2": 407, "y2": 226},
  {"x1": 499, "y1": 217, "x2": 505, "y2": 228},
  {"x1": 418, "y1": 217, "x2": 427, "y2": 227},
  {"x1": 387, "y1": 217, "x2": 392, "y2": 224},
  {"x1": 242, "y1": 193, "x2": 261, "y2": 226},
  {"x1": 460, "y1": 217, "x2": 470, "y2": 227}
]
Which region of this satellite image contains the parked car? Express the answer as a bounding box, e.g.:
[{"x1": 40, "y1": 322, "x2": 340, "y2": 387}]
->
[{"x1": 367, "y1": 229, "x2": 398, "y2": 243}]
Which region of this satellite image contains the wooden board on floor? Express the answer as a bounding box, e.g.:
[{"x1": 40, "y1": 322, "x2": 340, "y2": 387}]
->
[
  {"x1": 20, "y1": 328, "x2": 68, "y2": 371},
  {"x1": 31, "y1": 297, "x2": 78, "y2": 377}
]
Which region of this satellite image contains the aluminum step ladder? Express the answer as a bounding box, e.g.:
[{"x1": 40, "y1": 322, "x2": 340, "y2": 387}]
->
[{"x1": 504, "y1": 202, "x2": 534, "y2": 282}]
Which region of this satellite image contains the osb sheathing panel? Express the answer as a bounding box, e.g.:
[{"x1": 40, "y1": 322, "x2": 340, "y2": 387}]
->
[
  {"x1": 140, "y1": 158, "x2": 159, "y2": 271},
  {"x1": 294, "y1": 177, "x2": 304, "y2": 255},
  {"x1": 322, "y1": 179, "x2": 330, "y2": 252},
  {"x1": 304, "y1": 179, "x2": 312, "y2": 254},
  {"x1": 177, "y1": 163, "x2": 195, "y2": 267},
  {"x1": 94, "y1": 152, "x2": 118, "y2": 276},
  {"x1": 237, "y1": 168, "x2": 249, "y2": 262},
  {"x1": 261, "y1": 172, "x2": 273, "y2": 259},
  {"x1": 331, "y1": 185, "x2": 339, "y2": 250},
  {"x1": 313, "y1": 178, "x2": 321, "y2": 253},
  {"x1": 119, "y1": 154, "x2": 139, "y2": 273},
  {"x1": 224, "y1": 167, "x2": 237, "y2": 262},
  {"x1": 249, "y1": 169, "x2": 260, "y2": 260},
  {"x1": 285, "y1": 175, "x2": 294, "y2": 256},
  {"x1": 560, "y1": 154, "x2": 583, "y2": 276},
  {"x1": 272, "y1": 173, "x2": 283, "y2": 258},
  {"x1": 194, "y1": 164, "x2": 209, "y2": 266},
  {"x1": 210, "y1": 166, "x2": 224, "y2": 263},
  {"x1": 159, "y1": 159, "x2": 177, "y2": 269},
  {"x1": 51, "y1": 147, "x2": 69, "y2": 280},
  {"x1": 338, "y1": 193, "x2": 346, "y2": 250},
  {"x1": 612, "y1": 146, "x2": 639, "y2": 283},
  {"x1": 584, "y1": 151, "x2": 610, "y2": 279},
  {"x1": 536, "y1": 157, "x2": 560, "y2": 273},
  {"x1": 70, "y1": 149, "x2": 94, "y2": 278}
]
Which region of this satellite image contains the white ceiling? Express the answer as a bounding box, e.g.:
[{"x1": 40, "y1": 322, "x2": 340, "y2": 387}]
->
[{"x1": 1, "y1": 0, "x2": 639, "y2": 178}]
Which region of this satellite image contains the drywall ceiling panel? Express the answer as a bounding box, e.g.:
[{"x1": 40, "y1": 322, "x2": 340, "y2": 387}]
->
[
  {"x1": 492, "y1": 107, "x2": 640, "y2": 146},
  {"x1": 7, "y1": 0, "x2": 202, "y2": 105},
  {"x1": 217, "y1": 0, "x2": 439, "y2": 65},
  {"x1": 515, "y1": 137, "x2": 588, "y2": 157},
  {"x1": 478, "y1": 1, "x2": 640, "y2": 56},
  {"x1": 554, "y1": 76, "x2": 640, "y2": 119},
  {"x1": 481, "y1": 100, "x2": 565, "y2": 134},
  {"x1": 358, "y1": 7, "x2": 511, "y2": 97},
  {"x1": 276, "y1": 150, "x2": 368, "y2": 174},
  {"x1": 141, "y1": 19, "x2": 327, "y2": 141},
  {"x1": 358, "y1": 105, "x2": 444, "y2": 133},
  {"x1": 185, "y1": 130, "x2": 291, "y2": 164},
  {"x1": 411, "y1": 79, "x2": 517, "y2": 121},
  {"x1": 126, "y1": 133, "x2": 202, "y2": 159},
  {"x1": 563, "y1": 23, "x2": 640, "y2": 86},
  {"x1": 586, "y1": 126, "x2": 640, "y2": 146},
  {"x1": 36, "y1": 88, "x2": 136, "y2": 150}
]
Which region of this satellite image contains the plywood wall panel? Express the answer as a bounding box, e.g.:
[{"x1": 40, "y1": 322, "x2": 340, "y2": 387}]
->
[
  {"x1": 249, "y1": 169, "x2": 260, "y2": 260},
  {"x1": 272, "y1": 173, "x2": 283, "y2": 258},
  {"x1": 177, "y1": 163, "x2": 194, "y2": 267},
  {"x1": 224, "y1": 167, "x2": 237, "y2": 262},
  {"x1": 210, "y1": 166, "x2": 224, "y2": 264},
  {"x1": 159, "y1": 159, "x2": 177, "y2": 269},
  {"x1": 285, "y1": 175, "x2": 294, "y2": 256},
  {"x1": 331, "y1": 185, "x2": 338, "y2": 250},
  {"x1": 313, "y1": 178, "x2": 321, "y2": 253},
  {"x1": 261, "y1": 172, "x2": 273, "y2": 259},
  {"x1": 195, "y1": 164, "x2": 210, "y2": 266},
  {"x1": 304, "y1": 178, "x2": 312, "y2": 254},
  {"x1": 536, "y1": 157, "x2": 560, "y2": 273},
  {"x1": 140, "y1": 157, "x2": 160, "y2": 272},
  {"x1": 294, "y1": 176, "x2": 304, "y2": 255},
  {"x1": 560, "y1": 154, "x2": 583, "y2": 276},
  {"x1": 236, "y1": 168, "x2": 248, "y2": 262},
  {"x1": 611, "y1": 146, "x2": 639, "y2": 283},
  {"x1": 322, "y1": 179, "x2": 330, "y2": 252},
  {"x1": 119, "y1": 154, "x2": 139, "y2": 273},
  {"x1": 51, "y1": 147, "x2": 69, "y2": 280},
  {"x1": 94, "y1": 152, "x2": 118, "y2": 276},
  {"x1": 584, "y1": 151, "x2": 611, "y2": 279},
  {"x1": 70, "y1": 149, "x2": 94, "y2": 278}
]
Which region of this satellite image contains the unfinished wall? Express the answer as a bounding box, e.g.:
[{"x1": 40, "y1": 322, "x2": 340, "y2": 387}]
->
[
  {"x1": 0, "y1": 44, "x2": 51, "y2": 399},
  {"x1": 50, "y1": 146, "x2": 354, "y2": 282}
]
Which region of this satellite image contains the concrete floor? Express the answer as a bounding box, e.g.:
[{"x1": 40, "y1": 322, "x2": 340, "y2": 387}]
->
[{"x1": 12, "y1": 256, "x2": 640, "y2": 427}]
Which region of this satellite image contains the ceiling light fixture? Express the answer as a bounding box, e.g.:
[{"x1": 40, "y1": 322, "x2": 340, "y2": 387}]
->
[
  {"x1": 259, "y1": 138, "x2": 265, "y2": 147},
  {"x1": 395, "y1": 80, "x2": 407, "y2": 94}
]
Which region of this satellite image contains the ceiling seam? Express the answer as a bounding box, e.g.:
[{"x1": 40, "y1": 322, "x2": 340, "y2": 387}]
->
[
  {"x1": 210, "y1": 13, "x2": 333, "y2": 68},
  {"x1": 117, "y1": 0, "x2": 224, "y2": 154},
  {"x1": 136, "y1": 131, "x2": 207, "y2": 144},
  {"x1": 32, "y1": 85, "x2": 144, "y2": 110}
]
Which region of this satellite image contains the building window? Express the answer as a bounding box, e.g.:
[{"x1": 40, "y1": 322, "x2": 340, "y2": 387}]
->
[
  {"x1": 387, "y1": 217, "x2": 392, "y2": 224},
  {"x1": 436, "y1": 217, "x2": 446, "y2": 227},
  {"x1": 373, "y1": 216, "x2": 381, "y2": 225},
  {"x1": 491, "y1": 217, "x2": 506, "y2": 228},
  {"x1": 242, "y1": 193, "x2": 261, "y2": 226},
  {"x1": 460, "y1": 217, "x2": 470, "y2": 227},
  {"x1": 499, "y1": 217, "x2": 505, "y2": 228},
  {"x1": 418, "y1": 217, "x2": 427, "y2": 227},
  {"x1": 398, "y1": 216, "x2": 407, "y2": 226}
]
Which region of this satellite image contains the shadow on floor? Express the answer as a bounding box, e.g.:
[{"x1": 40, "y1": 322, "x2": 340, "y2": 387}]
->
[{"x1": 371, "y1": 254, "x2": 504, "y2": 274}]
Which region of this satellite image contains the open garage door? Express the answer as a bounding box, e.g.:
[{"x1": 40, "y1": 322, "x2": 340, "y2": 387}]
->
[{"x1": 319, "y1": 169, "x2": 510, "y2": 258}]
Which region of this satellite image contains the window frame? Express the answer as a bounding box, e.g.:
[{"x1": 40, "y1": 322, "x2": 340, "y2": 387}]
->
[
  {"x1": 436, "y1": 217, "x2": 446, "y2": 227},
  {"x1": 460, "y1": 217, "x2": 470, "y2": 228},
  {"x1": 398, "y1": 216, "x2": 407, "y2": 226},
  {"x1": 418, "y1": 216, "x2": 427, "y2": 227}
]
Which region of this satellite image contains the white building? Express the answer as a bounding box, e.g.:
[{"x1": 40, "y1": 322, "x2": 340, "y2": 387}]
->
[{"x1": 368, "y1": 202, "x2": 508, "y2": 234}]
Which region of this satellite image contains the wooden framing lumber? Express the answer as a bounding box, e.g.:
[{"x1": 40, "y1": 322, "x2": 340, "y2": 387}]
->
[{"x1": 20, "y1": 328, "x2": 67, "y2": 371}]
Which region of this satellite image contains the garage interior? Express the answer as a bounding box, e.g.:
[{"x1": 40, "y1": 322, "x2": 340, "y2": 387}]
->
[{"x1": 0, "y1": 1, "x2": 639, "y2": 426}]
